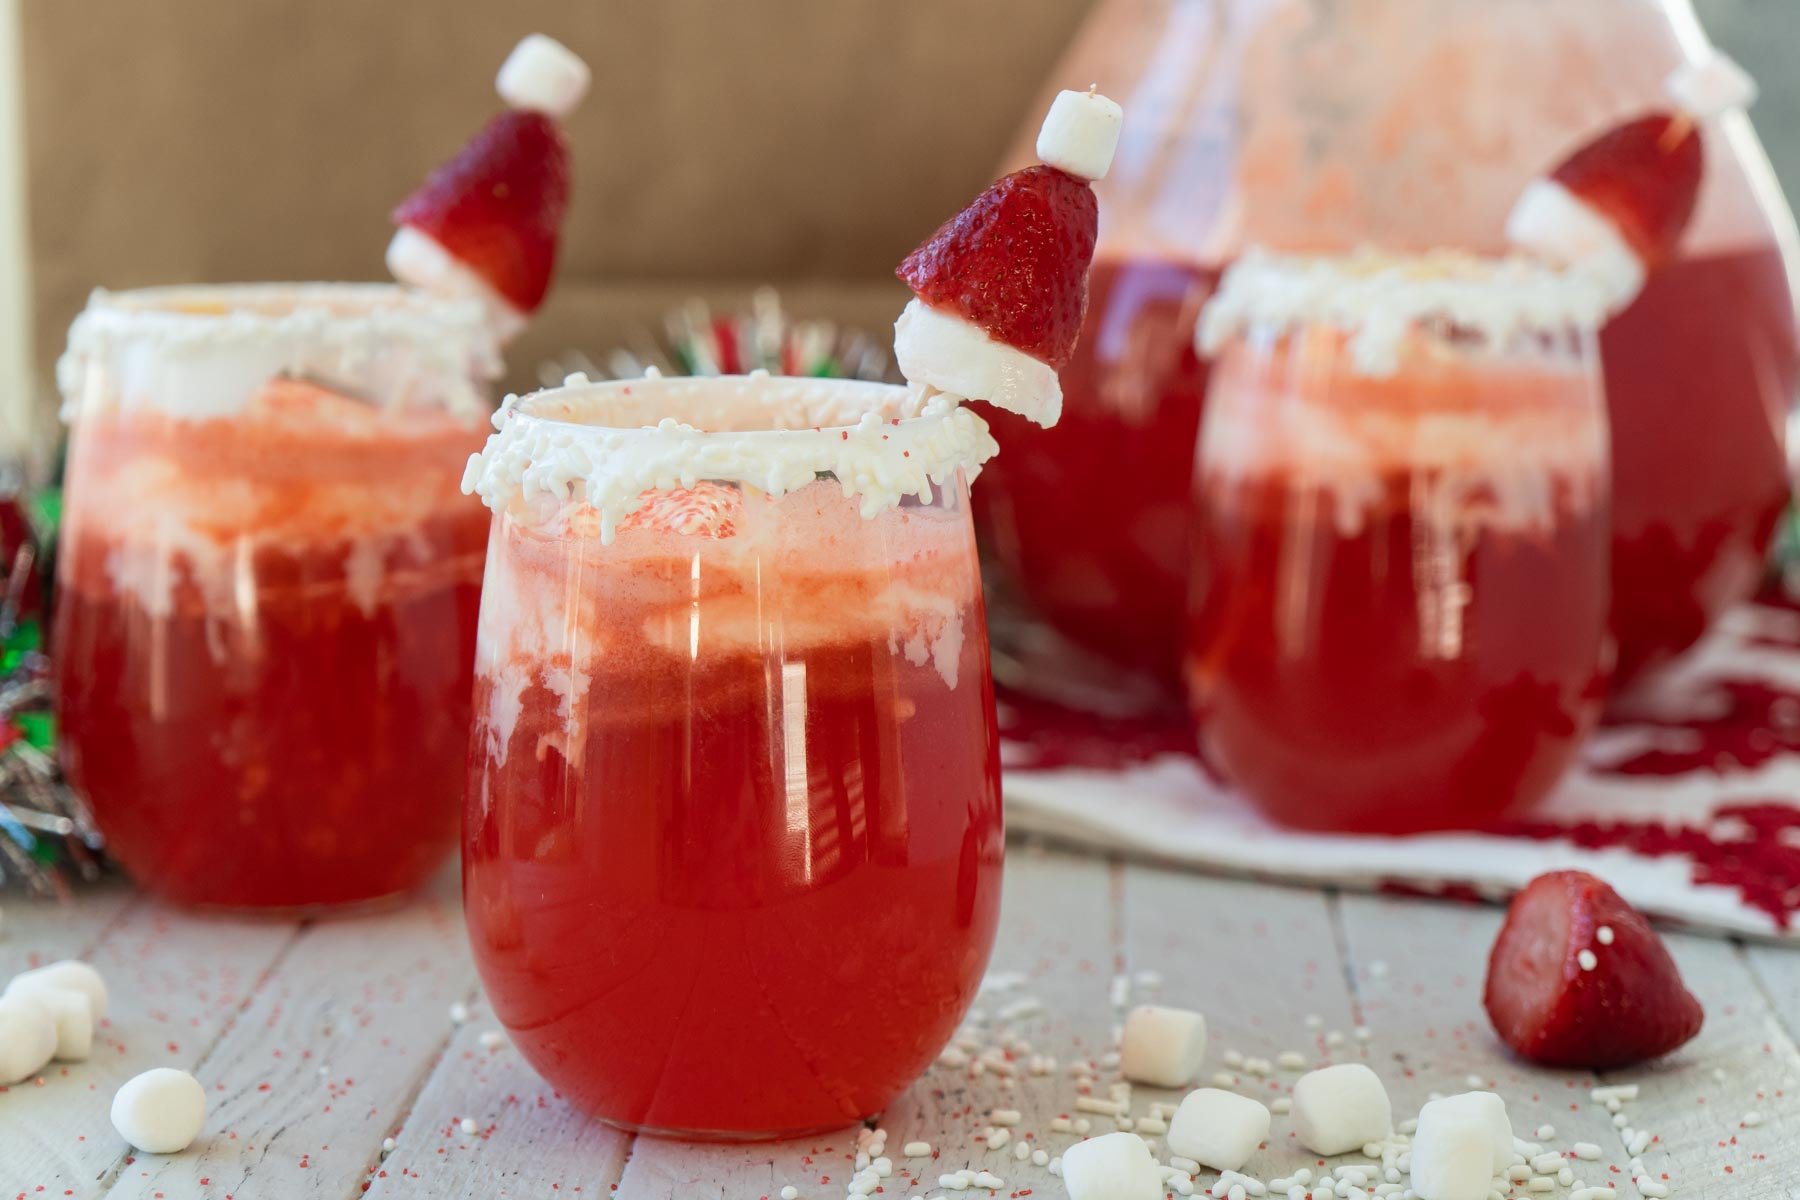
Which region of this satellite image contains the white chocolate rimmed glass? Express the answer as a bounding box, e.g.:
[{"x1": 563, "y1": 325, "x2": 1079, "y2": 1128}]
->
[
  {"x1": 462, "y1": 373, "x2": 1004, "y2": 1139},
  {"x1": 1188, "y1": 251, "x2": 1612, "y2": 834},
  {"x1": 55, "y1": 283, "x2": 497, "y2": 911}
]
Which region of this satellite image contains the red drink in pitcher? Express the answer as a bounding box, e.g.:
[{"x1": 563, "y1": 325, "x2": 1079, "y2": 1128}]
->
[
  {"x1": 1186, "y1": 253, "x2": 1611, "y2": 833},
  {"x1": 1602, "y1": 247, "x2": 1796, "y2": 679},
  {"x1": 463, "y1": 375, "x2": 1004, "y2": 1137},
  {"x1": 54, "y1": 285, "x2": 496, "y2": 909},
  {"x1": 983, "y1": 0, "x2": 1796, "y2": 693},
  {"x1": 978, "y1": 258, "x2": 1218, "y2": 689}
]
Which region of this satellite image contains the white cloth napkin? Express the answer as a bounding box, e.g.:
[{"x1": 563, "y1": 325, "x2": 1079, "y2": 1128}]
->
[{"x1": 1002, "y1": 602, "x2": 1800, "y2": 940}]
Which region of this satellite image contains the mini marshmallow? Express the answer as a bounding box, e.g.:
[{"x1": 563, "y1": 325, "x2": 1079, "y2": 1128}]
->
[
  {"x1": 13, "y1": 985, "x2": 93, "y2": 1061},
  {"x1": 496, "y1": 34, "x2": 592, "y2": 119},
  {"x1": 1410, "y1": 1095, "x2": 1504, "y2": 1200},
  {"x1": 1290, "y1": 1064, "x2": 1393, "y2": 1155},
  {"x1": 1167, "y1": 1088, "x2": 1271, "y2": 1172},
  {"x1": 1665, "y1": 50, "x2": 1758, "y2": 119},
  {"x1": 1036, "y1": 88, "x2": 1124, "y2": 181},
  {"x1": 1119, "y1": 1004, "x2": 1208, "y2": 1088},
  {"x1": 1418, "y1": 1092, "x2": 1513, "y2": 1175},
  {"x1": 7, "y1": 958, "x2": 108, "y2": 1021},
  {"x1": 1060, "y1": 1131, "x2": 1165, "y2": 1200},
  {"x1": 111, "y1": 1068, "x2": 207, "y2": 1154},
  {"x1": 0, "y1": 994, "x2": 56, "y2": 1084}
]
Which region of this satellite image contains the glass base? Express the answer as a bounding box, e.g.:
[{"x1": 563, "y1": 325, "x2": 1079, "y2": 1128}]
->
[{"x1": 598, "y1": 1116, "x2": 874, "y2": 1144}]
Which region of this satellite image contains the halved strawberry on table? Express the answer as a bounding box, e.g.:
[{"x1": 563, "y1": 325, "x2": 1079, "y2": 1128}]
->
[
  {"x1": 893, "y1": 88, "x2": 1122, "y2": 428},
  {"x1": 388, "y1": 34, "x2": 591, "y2": 342},
  {"x1": 1484, "y1": 869, "x2": 1704, "y2": 1070}
]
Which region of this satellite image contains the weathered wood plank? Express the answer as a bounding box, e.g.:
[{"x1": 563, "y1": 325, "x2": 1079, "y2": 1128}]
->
[
  {"x1": 1742, "y1": 940, "x2": 1800, "y2": 1048},
  {"x1": 13, "y1": 859, "x2": 1800, "y2": 1199},
  {"x1": 108, "y1": 871, "x2": 476, "y2": 1200},
  {"x1": 1602, "y1": 933, "x2": 1800, "y2": 1199},
  {"x1": 363, "y1": 1008, "x2": 633, "y2": 1198},
  {"x1": 0, "y1": 886, "x2": 139, "y2": 977},
  {"x1": 612, "y1": 847, "x2": 1118, "y2": 1200},
  {"x1": 0, "y1": 898, "x2": 302, "y2": 1198}
]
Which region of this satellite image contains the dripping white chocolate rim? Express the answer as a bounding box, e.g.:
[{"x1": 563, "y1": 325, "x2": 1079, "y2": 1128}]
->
[
  {"x1": 59, "y1": 283, "x2": 502, "y2": 421},
  {"x1": 1197, "y1": 249, "x2": 1612, "y2": 378},
  {"x1": 463, "y1": 370, "x2": 999, "y2": 541}
]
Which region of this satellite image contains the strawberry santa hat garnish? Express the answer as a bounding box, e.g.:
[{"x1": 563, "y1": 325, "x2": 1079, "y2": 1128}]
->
[
  {"x1": 893, "y1": 87, "x2": 1123, "y2": 427},
  {"x1": 1505, "y1": 50, "x2": 1757, "y2": 309},
  {"x1": 387, "y1": 34, "x2": 591, "y2": 342}
]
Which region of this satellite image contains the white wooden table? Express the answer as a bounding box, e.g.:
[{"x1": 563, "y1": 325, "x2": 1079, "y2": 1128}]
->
[{"x1": 2, "y1": 846, "x2": 1797, "y2": 1199}]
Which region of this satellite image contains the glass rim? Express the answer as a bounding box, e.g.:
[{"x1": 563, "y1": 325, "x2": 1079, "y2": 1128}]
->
[
  {"x1": 70, "y1": 281, "x2": 491, "y2": 338},
  {"x1": 1198, "y1": 247, "x2": 1611, "y2": 375},
  {"x1": 466, "y1": 371, "x2": 999, "y2": 540},
  {"x1": 506, "y1": 370, "x2": 945, "y2": 438},
  {"x1": 59, "y1": 282, "x2": 502, "y2": 422}
]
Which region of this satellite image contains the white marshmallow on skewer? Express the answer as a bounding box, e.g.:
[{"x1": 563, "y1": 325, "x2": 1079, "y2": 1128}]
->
[
  {"x1": 1036, "y1": 88, "x2": 1125, "y2": 182},
  {"x1": 1665, "y1": 50, "x2": 1758, "y2": 119},
  {"x1": 6, "y1": 958, "x2": 108, "y2": 1021},
  {"x1": 1166, "y1": 1088, "x2": 1271, "y2": 1172},
  {"x1": 111, "y1": 1068, "x2": 207, "y2": 1154},
  {"x1": 1119, "y1": 1004, "x2": 1208, "y2": 1087},
  {"x1": 496, "y1": 33, "x2": 592, "y2": 118},
  {"x1": 0, "y1": 993, "x2": 58, "y2": 1084},
  {"x1": 1290, "y1": 1063, "x2": 1393, "y2": 1155},
  {"x1": 1410, "y1": 1094, "x2": 1507, "y2": 1200},
  {"x1": 1060, "y1": 1131, "x2": 1166, "y2": 1200}
]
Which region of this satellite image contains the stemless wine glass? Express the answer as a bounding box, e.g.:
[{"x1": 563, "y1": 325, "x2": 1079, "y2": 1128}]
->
[
  {"x1": 55, "y1": 284, "x2": 498, "y2": 909},
  {"x1": 462, "y1": 372, "x2": 1005, "y2": 1139},
  {"x1": 1186, "y1": 251, "x2": 1613, "y2": 834}
]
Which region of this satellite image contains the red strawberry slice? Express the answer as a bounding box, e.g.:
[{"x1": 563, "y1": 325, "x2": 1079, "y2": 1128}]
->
[
  {"x1": 1547, "y1": 113, "x2": 1702, "y2": 271},
  {"x1": 393, "y1": 109, "x2": 570, "y2": 313},
  {"x1": 897, "y1": 165, "x2": 1097, "y2": 369},
  {"x1": 618, "y1": 482, "x2": 741, "y2": 539},
  {"x1": 1484, "y1": 870, "x2": 1703, "y2": 1069}
]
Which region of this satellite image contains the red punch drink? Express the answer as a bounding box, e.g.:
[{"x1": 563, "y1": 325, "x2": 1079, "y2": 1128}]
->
[
  {"x1": 463, "y1": 375, "x2": 1005, "y2": 1137},
  {"x1": 1187, "y1": 253, "x2": 1612, "y2": 833},
  {"x1": 55, "y1": 285, "x2": 497, "y2": 909},
  {"x1": 458, "y1": 84, "x2": 1107, "y2": 1137}
]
